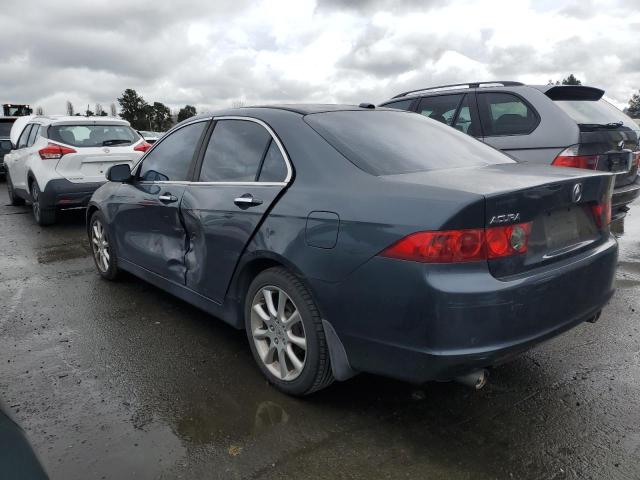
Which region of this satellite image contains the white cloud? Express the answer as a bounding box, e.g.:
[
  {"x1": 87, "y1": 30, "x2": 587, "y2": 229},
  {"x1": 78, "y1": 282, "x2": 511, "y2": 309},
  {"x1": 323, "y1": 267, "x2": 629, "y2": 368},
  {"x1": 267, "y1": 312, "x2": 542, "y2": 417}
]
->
[{"x1": 0, "y1": 0, "x2": 638, "y2": 115}]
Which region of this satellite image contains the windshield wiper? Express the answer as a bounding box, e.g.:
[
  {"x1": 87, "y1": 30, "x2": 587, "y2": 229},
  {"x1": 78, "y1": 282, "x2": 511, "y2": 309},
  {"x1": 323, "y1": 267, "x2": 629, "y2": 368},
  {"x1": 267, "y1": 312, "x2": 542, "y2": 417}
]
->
[
  {"x1": 102, "y1": 139, "x2": 131, "y2": 146},
  {"x1": 578, "y1": 121, "x2": 624, "y2": 130}
]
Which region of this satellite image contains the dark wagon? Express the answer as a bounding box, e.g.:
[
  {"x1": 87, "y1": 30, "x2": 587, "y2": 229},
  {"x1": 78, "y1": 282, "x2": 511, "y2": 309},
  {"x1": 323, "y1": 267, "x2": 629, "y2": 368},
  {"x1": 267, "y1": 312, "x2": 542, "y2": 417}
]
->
[{"x1": 87, "y1": 105, "x2": 617, "y2": 395}]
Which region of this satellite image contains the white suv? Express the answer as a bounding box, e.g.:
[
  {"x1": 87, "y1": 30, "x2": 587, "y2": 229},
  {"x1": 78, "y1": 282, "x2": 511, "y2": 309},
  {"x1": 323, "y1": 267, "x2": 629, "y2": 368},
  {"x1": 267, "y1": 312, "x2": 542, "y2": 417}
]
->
[{"x1": 4, "y1": 116, "x2": 150, "y2": 225}]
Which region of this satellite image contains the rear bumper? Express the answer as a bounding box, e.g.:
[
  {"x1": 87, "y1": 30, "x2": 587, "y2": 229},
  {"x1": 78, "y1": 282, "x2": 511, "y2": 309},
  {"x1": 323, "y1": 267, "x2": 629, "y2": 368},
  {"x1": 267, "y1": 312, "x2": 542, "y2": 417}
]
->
[
  {"x1": 315, "y1": 236, "x2": 618, "y2": 384},
  {"x1": 40, "y1": 179, "x2": 105, "y2": 209},
  {"x1": 612, "y1": 177, "x2": 640, "y2": 216}
]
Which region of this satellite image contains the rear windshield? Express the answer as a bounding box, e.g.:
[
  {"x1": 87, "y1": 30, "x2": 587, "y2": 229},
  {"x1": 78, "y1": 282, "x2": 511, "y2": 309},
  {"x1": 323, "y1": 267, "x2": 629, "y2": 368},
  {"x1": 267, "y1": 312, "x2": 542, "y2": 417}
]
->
[
  {"x1": 0, "y1": 139, "x2": 11, "y2": 153},
  {"x1": 49, "y1": 124, "x2": 139, "y2": 147},
  {"x1": 0, "y1": 121, "x2": 14, "y2": 137},
  {"x1": 304, "y1": 110, "x2": 514, "y2": 175},
  {"x1": 554, "y1": 99, "x2": 638, "y2": 129}
]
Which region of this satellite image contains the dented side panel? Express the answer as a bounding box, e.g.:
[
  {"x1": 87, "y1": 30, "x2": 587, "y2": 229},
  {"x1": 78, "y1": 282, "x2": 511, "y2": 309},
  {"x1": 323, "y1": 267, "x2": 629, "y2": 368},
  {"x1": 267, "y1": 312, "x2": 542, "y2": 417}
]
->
[{"x1": 180, "y1": 184, "x2": 284, "y2": 304}]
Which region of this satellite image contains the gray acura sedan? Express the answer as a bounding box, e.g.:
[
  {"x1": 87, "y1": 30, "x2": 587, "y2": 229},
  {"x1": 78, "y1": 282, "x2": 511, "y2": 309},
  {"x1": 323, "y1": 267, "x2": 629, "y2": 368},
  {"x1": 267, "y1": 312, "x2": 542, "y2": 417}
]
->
[{"x1": 87, "y1": 105, "x2": 617, "y2": 395}]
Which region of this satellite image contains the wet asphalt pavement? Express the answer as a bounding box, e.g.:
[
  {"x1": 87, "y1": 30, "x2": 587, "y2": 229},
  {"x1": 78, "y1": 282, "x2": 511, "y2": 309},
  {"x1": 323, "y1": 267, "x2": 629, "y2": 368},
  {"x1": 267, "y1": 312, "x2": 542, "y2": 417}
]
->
[{"x1": 1, "y1": 191, "x2": 639, "y2": 480}]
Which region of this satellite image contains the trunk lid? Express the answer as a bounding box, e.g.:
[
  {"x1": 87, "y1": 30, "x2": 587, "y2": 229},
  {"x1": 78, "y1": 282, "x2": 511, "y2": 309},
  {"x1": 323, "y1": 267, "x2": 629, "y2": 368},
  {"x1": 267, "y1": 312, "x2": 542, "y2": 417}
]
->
[
  {"x1": 385, "y1": 163, "x2": 613, "y2": 277},
  {"x1": 55, "y1": 145, "x2": 140, "y2": 183},
  {"x1": 577, "y1": 126, "x2": 638, "y2": 187}
]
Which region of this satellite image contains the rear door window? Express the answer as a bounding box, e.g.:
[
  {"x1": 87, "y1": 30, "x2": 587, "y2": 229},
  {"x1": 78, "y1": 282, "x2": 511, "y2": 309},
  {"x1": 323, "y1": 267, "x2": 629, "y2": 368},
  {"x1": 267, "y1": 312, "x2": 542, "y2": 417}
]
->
[
  {"x1": 138, "y1": 121, "x2": 207, "y2": 182},
  {"x1": 27, "y1": 125, "x2": 40, "y2": 147},
  {"x1": 416, "y1": 94, "x2": 464, "y2": 126},
  {"x1": 198, "y1": 120, "x2": 271, "y2": 182},
  {"x1": 452, "y1": 95, "x2": 479, "y2": 136},
  {"x1": 478, "y1": 92, "x2": 539, "y2": 136},
  {"x1": 257, "y1": 140, "x2": 288, "y2": 182}
]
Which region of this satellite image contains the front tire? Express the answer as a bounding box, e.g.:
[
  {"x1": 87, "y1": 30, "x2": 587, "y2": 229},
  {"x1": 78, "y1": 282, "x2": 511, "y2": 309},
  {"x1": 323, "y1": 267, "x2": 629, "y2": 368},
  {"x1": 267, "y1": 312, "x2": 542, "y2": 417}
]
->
[
  {"x1": 6, "y1": 172, "x2": 25, "y2": 206},
  {"x1": 89, "y1": 211, "x2": 120, "y2": 280},
  {"x1": 245, "y1": 267, "x2": 334, "y2": 396},
  {"x1": 30, "y1": 181, "x2": 55, "y2": 225}
]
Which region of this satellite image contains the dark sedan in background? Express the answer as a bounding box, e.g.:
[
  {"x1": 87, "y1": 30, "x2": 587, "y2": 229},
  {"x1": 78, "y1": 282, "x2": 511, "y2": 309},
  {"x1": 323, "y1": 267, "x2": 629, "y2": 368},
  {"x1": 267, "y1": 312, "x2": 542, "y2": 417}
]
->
[{"x1": 86, "y1": 105, "x2": 617, "y2": 395}]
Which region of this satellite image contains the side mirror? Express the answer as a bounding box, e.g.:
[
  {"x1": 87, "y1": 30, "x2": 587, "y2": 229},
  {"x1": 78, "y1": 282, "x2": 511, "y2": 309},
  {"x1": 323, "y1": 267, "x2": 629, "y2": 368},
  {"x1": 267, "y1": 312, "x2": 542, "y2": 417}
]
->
[{"x1": 106, "y1": 164, "x2": 132, "y2": 182}]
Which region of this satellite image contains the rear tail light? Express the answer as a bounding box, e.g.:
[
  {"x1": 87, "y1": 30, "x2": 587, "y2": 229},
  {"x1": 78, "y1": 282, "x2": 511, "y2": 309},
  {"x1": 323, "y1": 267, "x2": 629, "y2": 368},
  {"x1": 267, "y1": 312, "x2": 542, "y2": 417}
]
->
[
  {"x1": 591, "y1": 200, "x2": 611, "y2": 229},
  {"x1": 634, "y1": 151, "x2": 640, "y2": 168},
  {"x1": 552, "y1": 145, "x2": 598, "y2": 170},
  {"x1": 39, "y1": 143, "x2": 76, "y2": 160},
  {"x1": 380, "y1": 222, "x2": 533, "y2": 263},
  {"x1": 134, "y1": 140, "x2": 152, "y2": 152}
]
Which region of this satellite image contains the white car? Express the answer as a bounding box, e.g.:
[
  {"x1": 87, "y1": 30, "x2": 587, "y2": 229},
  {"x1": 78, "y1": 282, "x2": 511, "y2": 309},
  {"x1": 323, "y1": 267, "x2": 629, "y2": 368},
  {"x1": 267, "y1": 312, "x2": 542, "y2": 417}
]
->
[{"x1": 4, "y1": 116, "x2": 150, "y2": 225}]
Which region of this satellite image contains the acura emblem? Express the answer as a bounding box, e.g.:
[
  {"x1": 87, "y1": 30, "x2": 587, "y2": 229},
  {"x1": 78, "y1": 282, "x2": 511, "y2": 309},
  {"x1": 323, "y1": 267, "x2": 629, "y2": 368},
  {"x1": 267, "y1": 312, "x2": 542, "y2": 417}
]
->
[
  {"x1": 103, "y1": 147, "x2": 110, "y2": 153},
  {"x1": 572, "y1": 183, "x2": 583, "y2": 203},
  {"x1": 618, "y1": 139, "x2": 625, "y2": 151}
]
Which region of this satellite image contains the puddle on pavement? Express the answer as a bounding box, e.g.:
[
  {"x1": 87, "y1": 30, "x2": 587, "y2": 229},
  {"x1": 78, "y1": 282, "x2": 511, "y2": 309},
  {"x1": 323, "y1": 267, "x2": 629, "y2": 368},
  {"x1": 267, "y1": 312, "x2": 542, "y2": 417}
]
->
[
  {"x1": 617, "y1": 261, "x2": 640, "y2": 274},
  {"x1": 37, "y1": 242, "x2": 91, "y2": 264},
  {"x1": 616, "y1": 278, "x2": 640, "y2": 289}
]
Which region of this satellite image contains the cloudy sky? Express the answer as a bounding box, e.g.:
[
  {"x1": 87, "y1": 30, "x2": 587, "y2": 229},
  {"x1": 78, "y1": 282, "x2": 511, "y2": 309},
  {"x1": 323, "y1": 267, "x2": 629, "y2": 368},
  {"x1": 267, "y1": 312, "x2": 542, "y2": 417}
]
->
[{"x1": 1, "y1": 0, "x2": 639, "y2": 115}]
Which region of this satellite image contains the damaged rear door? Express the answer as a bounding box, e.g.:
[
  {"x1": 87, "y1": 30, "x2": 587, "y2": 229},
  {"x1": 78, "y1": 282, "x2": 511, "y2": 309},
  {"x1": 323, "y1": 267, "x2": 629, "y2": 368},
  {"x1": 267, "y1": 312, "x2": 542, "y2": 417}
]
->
[{"x1": 181, "y1": 117, "x2": 291, "y2": 303}]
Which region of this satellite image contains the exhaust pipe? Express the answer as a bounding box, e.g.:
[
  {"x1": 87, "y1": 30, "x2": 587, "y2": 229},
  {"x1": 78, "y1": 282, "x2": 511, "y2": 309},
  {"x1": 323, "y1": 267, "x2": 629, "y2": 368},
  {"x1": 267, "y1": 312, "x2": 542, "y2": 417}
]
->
[{"x1": 454, "y1": 369, "x2": 489, "y2": 390}]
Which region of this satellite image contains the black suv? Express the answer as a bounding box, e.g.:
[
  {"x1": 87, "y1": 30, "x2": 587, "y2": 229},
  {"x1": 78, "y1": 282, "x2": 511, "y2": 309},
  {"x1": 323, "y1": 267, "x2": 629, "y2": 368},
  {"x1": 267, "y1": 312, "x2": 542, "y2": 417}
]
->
[
  {"x1": 0, "y1": 117, "x2": 16, "y2": 179},
  {"x1": 381, "y1": 81, "x2": 640, "y2": 220}
]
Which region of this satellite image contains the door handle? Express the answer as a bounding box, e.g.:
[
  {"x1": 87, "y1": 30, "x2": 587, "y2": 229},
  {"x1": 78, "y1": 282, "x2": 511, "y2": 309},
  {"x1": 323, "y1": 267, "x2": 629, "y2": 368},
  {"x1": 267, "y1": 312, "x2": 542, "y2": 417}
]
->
[
  {"x1": 234, "y1": 194, "x2": 263, "y2": 207},
  {"x1": 158, "y1": 193, "x2": 178, "y2": 203}
]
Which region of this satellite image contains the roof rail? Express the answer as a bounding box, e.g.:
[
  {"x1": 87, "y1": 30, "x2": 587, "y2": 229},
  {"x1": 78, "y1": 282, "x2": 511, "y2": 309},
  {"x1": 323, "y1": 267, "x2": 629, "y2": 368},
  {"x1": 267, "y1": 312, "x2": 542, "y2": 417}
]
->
[{"x1": 391, "y1": 81, "x2": 525, "y2": 99}]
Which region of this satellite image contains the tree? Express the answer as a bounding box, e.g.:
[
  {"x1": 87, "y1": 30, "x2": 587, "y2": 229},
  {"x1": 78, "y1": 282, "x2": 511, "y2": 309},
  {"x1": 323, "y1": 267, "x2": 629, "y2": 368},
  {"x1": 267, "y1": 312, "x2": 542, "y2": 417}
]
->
[
  {"x1": 231, "y1": 99, "x2": 246, "y2": 108},
  {"x1": 35, "y1": 106, "x2": 44, "y2": 115},
  {"x1": 177, "y1": 105, "x2": 197, "y2": 123},
  {"x1": 66, "y1": 101, "x2": 74, "y2": 116},
  {"x1": 85, "y1": 105, "x2": 94, "y2": 117},
  {"x1": 95, "y1": 103, "x2": 103, "y2": 116},
  {"x1": 562, "y1": 74, "x2": 582, "y2": 85},
  {"x1": 110, "y1": 103, "x2": 117, "y2": 117},
  {"x1": 627, "y1": 90, "x2": 640, "y2": 119},
  {"x1": 117, "y1": 88, "x2": 149, "y2": 130},
  {"x1": 147, "y1": 102, "x2": 172, "y2": 131}
]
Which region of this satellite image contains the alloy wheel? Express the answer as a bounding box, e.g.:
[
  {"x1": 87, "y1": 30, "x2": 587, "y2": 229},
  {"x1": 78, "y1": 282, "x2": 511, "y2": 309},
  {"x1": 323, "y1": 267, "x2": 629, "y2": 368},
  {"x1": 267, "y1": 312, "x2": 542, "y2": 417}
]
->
[
  {"x1": 91, "y1": 219, "x2": 110, "y2": 272},
  {"x1": 251, "y1": 286, "x2": 307, "y2": 381}
]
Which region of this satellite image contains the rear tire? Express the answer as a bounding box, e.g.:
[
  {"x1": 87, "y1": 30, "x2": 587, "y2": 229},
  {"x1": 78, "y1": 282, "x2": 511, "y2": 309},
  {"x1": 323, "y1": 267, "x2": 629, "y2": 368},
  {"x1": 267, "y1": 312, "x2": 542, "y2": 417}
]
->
[
  {"x1": 89, "y1": 210, "x2": 120, "y2": 280},
  {"x1": 245, "y1": 267, "x2": 334, "y2": 396},
  {"x1": 6, "y1": 172, "x2": 25, "y2": 206},
  {"x1": 30, "y1": 181, "x2": 55, "y2": 225}
]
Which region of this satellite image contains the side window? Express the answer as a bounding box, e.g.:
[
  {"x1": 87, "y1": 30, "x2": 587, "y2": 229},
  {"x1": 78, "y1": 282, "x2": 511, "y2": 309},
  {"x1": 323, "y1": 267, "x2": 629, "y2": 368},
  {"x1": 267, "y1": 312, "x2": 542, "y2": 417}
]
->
[
  {"x1": 452, "y1": 96, "x2": 476, "y2": 136},
  {"x1": 478, "y1": 92, "x2": 539, "y2": 136},
  {"x1": 382, "y1": 99, "x2": 413, "y2": 111},
  {"x1": 199, "y1": 120, "x2": 271, "y2": 182},
  {"x1": 417, "y1": 94, "x2": 464, "y2": 126},
  {"x1": 27, "y1": 125, "x2": 40, "y2": 147},
  {"x1": 258, "y1": 140, "x2": 287, "y2": 182},
  {"x1": 138, "y1": 121, "x2": 206, "y2": 182},
  {"x1": 17, "y1": 125, "x2": 33, "y2": 149}
]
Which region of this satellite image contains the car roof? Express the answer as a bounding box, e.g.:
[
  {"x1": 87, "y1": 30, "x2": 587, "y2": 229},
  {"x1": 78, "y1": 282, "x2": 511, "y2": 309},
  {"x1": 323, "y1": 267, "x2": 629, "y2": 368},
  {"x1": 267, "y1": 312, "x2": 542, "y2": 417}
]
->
[
  {"x1": 30, "y1": 115, "x2": 131, "y2": 126},
  {"x1": 183, "y1": 104, "x2": 395, "y2": 124},
  {"x1": 383, "y1": 82, "x2": 606, "y2": 103}
]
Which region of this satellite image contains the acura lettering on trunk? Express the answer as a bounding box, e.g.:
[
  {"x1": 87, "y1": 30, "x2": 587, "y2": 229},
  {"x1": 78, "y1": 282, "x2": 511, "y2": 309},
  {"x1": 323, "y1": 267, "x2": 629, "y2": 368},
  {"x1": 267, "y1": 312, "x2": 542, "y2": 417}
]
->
[{"x1": 86, "y1": 105, "x2": 618, "y2": 396}]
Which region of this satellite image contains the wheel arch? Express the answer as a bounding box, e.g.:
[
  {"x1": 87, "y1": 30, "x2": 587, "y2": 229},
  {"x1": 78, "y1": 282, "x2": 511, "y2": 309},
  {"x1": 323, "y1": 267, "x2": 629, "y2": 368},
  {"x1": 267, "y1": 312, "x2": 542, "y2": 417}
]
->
[
  {"x1": 227, "y1": 252, "x2": 318, "y2": 327},
  {"x1": 86, "y1": 203, "x2": 100, "y2": 235}
]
